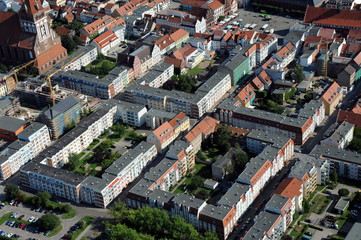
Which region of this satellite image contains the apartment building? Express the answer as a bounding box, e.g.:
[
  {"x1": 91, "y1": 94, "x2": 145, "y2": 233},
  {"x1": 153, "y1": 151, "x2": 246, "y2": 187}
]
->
[
  {"x1": 166, "y1": 140, "x2": 195, "y2": 176},
  {"x1": 319, "y1": 81, "x2": 343, "y2": 115},
  {"x1": 147, "y1": 112, "x2": 190, "y2": 152},
  {"x1": 81, "y1": 142, "x2": 157, "y2": 207},
  {"x1": 124, "y1": 71, "x2": 231, "y2": 118},
  {"x1": 265, "y1": 194, "x2": 294, "y2": 231},
  {"x1": 274, "y1": 177, "x2": 303, "y2": 212},
  {"x1": 80, "y1": 15, "x2": 123, "y2": 38},
  {"x1": 113, "y1": 100, "x2": 147, "y2": 127},
  {"x1": 243, "y1": 210, "x2": 283, "y2": 240},
  {"x1": 18, "y1": 122, "x2": 51, "y2": 156},
  {"x1": 137, "y1": 62, "x2": 174, "y2": 88},
  {"x1": 155, "y1": 14, "x2": 207, "y2": 34},
  {"x1": 91, "y1": 30, "x2": 120, "y2": 55},
  {"x1": 53, "y1": 66, "x2": 130, "y2": 99},
  {"x1": 184, "y1": 116, "x2": 219, "y2": 153},
  {"x1": 146, "y1": 109, "x2": 176, "y2": 130},
  {"x1": 288, "y1": 155, "x2": 330, "y2": 198},
  {"x1": 37, "y1": 95, "x2": 82, "y2": 139},
  {"x1": 0, "y1": 116, "x2": 29, "y2": 141},
  {"x1": 311, "y1": 145, "x2": 361, "y2": 181},
  {"x1": 216, "y1": 98, "x2": 325, "y2": 145},
  {"x1": 321, "y1": 121, "x2": 354, "y2": 149},
  {"x1": 62, "y1": 46, "x2": 98, "y2": 72}
]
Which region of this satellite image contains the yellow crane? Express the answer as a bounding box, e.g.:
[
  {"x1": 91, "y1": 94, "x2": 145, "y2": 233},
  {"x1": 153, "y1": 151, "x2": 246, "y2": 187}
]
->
[
  {"x1": 44, "y1": 51, "x2": 85, "y2": 106},
  {"x1": 2, "y1": 59, "x2": 36, "y2": 83}
]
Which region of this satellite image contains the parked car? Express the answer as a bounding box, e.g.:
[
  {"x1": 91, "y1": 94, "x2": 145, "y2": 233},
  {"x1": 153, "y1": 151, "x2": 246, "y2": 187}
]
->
[
  {"x1": 18, "y1": 215, "x2": 25, "y2": 220},
  {"x1": 20, "y1": 223, "x2": 27, "y2": 229},
  {"x1": 28, "y1": 216, "x2": 36, "y2": 223},
  {"x1": 9, "y1": 200, "x2": 15, "y2": 205},
  {"x1": 305, "y1": 232, "x2": 313, "y2": 236},
  {"x1": 305, "y1": 219, "x2": 312, "y2": 223},
  {"x1": 327, "y1": 186, "x2": 334, "y2": 190},
  {"x1": 44, "y1": 230, "x2": 51, "y2": 236},
  {"x1": 10, "y1": 213, "x2": 19, "y2": 218}
]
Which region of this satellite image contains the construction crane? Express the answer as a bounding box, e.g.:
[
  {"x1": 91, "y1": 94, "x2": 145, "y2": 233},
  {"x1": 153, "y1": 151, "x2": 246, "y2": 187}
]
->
[
  {"x1": 45, "y1": 51, "x2": 86, "y2": 106},
  {"x1": 2, "y1": 59, "x2": 36, "y2": 83}
]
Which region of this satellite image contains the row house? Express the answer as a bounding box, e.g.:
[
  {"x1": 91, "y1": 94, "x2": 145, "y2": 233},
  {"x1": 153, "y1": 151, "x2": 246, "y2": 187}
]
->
[
  {"x1": 320, "y1": 121, "x2": 354, "y2": 150},
  {"x1": 112, "y1": 0, "x2": 148, "y2": 17},
  {"x1": 128, "y1": 45, "x2": 153, "y2": 78},
  {"x1": 319, "y1": 81, "x2": 343, "y2": 115},
  {"x1": 235, "y1": 83, "x2": 255, "y2": 107},
  {"x1": 147, "y1": 112, "x2": 190, "y2": 152},
  {"x1": 80, "y1": 15, "x2": 115, "y2": 38}
]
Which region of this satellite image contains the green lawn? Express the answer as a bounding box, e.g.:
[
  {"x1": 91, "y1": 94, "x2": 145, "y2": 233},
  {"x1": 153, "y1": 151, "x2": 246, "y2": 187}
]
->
[
  {"x1": 62, "y1": 208, "x2": 76, "y2": 219},
  {"x1": 187, "y1": 66, "x2": 203, "y2": 75},
  {"x1": 0, "y1": 212, "x2": 31, "y2": 225},
  {"x1": 316, "y1": 185, "x2": 326, "y2": 192},
  {"x1": 87, "y1": 139, "x2": 100, "y2": 150},
  {"x1": 290, "y1": 223, "x2": 307, "y2": 238},
  {"x1": 48, "y1": 224, "x2": 62, "y2": 237},
  {"x1": 173, "y1": 164, "x2": 212, "y2": 194},
  {"x1": 310, "y1": 194, "x2": 332, "y2": 214},
  {"x1": 69, "y1": 216, "x2": 94, "y2": 240},
  {"x1": 337, "y1": 210, "x2": 350, "y2": 230}
]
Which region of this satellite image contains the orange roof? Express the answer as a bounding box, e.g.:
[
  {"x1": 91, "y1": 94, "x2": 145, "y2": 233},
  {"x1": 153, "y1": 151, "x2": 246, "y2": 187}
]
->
[
  {"x1": 180, "y1": 0, "x2": 205, "y2": 7},
  {"x1": 337, "y1": 109, "x2": 361, "y2": 128},
  {"x1": 274, "y1": 178, "x2": 302, "y2": 199},
  {"x1": 258, "y1": 70, "x2": 272, "y2": 85},
  {"x1": 215, "y1": 124, "x2": 250, "y2": 138},
  {"x1": 22, "y1": 0, "x2": 44, "y2": 14},
  {"x1": 318, "y1": 27, "x2": 335, "y2": 39},
  {"x1": 164, "y1": 57, "x2": 184, "y2": 68},
  {"x1": 320, "y1": 81, "x2": 341, "y2": 105},
  {"x1": 352, "y1": 51, "x2": 361, "y2": 66},
  {"x1": 250, "y1": 76, "x2": 265, "y2": 90},
  {"x1": 277, "y1": 42, "x2": 295, "y2": 59},
  {"x1": 82, "y1": 15, "x2": 113, "y2": 35},
  {"x1": 222, "y1": 31, "x2": 232, "y2": 41},
  {"x1": 304, "y1": 6, "x2": 361, "y2": 29},
  {"x1": 206, "y1": 0, "x2": 223, "y2": 10},
  {"x1": 34, "y1": 45, "x2": 67, "y2": 67},
  {"x1": 236, "y1": 83, "x2": 255, "y2": 104},
  {"x1": 93, "y1": 30, "x2": 118, "y2": 49},
  {"x1": 155, "y1": 34, "x2": 175, "y2": 50},
  {"x1": 152, "y1": 122, "x2": 175, "y2": 144},
  {"x1": 170, "y1": 28, "x2": 189, "y2": 42},
  {"x1": 185, "y1": 116, "x2": 219, "y2": 143},
  {"x1": 169, "y1": 112, "x2": 187, "y2": 128}
]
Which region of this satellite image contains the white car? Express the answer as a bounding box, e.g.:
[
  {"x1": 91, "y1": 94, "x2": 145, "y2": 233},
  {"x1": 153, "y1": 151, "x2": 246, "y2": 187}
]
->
[
  {"x1": 9, "y1": 200, "x2": 15, "y2": 205},
  {"x1": 10, "y1": 213, "x2": 19, "y2": 218},
  {"x1": 33, "y1": 217, "x2": 39, "y2": 223},
  {"x1": 28, "y1": 216, "x2": 36, "y2": 223}
]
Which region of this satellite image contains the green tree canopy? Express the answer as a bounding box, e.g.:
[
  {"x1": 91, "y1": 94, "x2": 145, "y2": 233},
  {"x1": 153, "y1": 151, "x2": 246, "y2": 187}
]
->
[
  {"x1": 61, "y1": 35, "x2": 77, "y2": 53},
  {"x1": 286, "y1": 64, "x2": 305, "y2": 83},
  {"x1": 32, "y1": 191, "x2": 51, "y2": 207},
  {"x1": 338, "y1": 188, "x2": 350, "y2": 197},
  {"x1": 4, "y1": 184, "x2": 19, "y2": 200},
  {"x1": 169, "y1": 216, "x2": 199, "y2": 240},
  {"x1": 38, "y1": 214, "x2": 61, "y2": 231},
  {"x1": 188, "y1": 176, "x2": 204, "y2": 191},
  {"x1": 212, "y1": 125, "x2": 231, "y2": 154},
  {"x1": 233, "y1": 151, "x2": 248, "y2": 169},
  {"x1": 106, "y1": 223, "x2": 154, "y2": 240}
]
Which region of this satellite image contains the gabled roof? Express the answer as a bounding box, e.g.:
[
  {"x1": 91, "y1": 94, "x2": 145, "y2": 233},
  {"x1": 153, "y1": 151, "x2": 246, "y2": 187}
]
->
[
  {"x1": 152, "y1": 121, "x2": 175, "y2": 144},
  {"x1": 250, "y1": 76, "x2": 265, "y2": 90},
  {"x1": 206, "y1": 0, "x2": 223, "y2": 10},
  {"x1": 320, "y1": 81, "x2": 342, "y2": 105},
  {"x1": 185, "y1": 116, "x2": 218, "y2": 143},
  {"x1": 236, "y1": 83, "x2": 255, "y2": 104},
  {"x1": 170, "y1": 28, "x2": 189, "y2": 42},
  {"x1": 34, "y1": 45, "x2": 67, "y2": 68},
  {"x1": 274, "y1": 177, "x2": 303, "y2": 199},
  {"x1": 304, "y1": 6, "x2": 361, "y2": 29},
  {"x1": 93, "y1": 30, "x2": 118, "y2": 49}
]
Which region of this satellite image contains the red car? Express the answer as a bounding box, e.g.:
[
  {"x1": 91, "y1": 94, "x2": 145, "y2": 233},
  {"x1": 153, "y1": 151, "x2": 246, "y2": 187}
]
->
[
  {"x1": 19, "y1": 223, "x2": 26, "y2": 229},
  {"x1": 18, "y1": 215, "x2": 25, "y2": 220}
]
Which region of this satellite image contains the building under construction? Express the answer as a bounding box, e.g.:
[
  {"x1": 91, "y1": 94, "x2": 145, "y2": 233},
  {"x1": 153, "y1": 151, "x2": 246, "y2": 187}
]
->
[{"x1": 13, "y1": 78, "x2": 78, "y2": 109}]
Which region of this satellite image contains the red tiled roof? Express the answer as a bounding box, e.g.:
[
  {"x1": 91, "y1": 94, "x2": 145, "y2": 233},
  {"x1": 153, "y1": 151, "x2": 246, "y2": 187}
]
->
[
  {"x1": 317, "y1": 27, "x2": 335, "y2": 39},
  {"x1": 34, "y1": 45, "x2": 67, "y2": 67},
  {"x1": 236, "y1": 83, "x2": 255, "y2": 104},
  {"x1": 274, "y1": 178, "x2": 303, "y2": 199},
  {"x1": 352, "y1": 50, "x2": 361, "y2": 66},
  {"x1": 93, "y1": 30, "x2": 118, "y2": 49},
  {"x1": 56, "y1": 26, "x2": 71, "y2": 36},
  {"x1": 185, "y1": 116, "x2": 219, "y2": 143},
  {"x1": 337, "y1": 109, "x2": 361, "y2": 128},
  {"x1": 250, "y1": 76, "x2": 265, "y2": 90},
  {"x1": 164, "y1": 57, "x2": 184, "y2": 68},
  {"x1": 304, "y1": 6, "x2": 361, "y2": 29},
  {"x1": 152, "y1": 122, "x2": 175, "y2": 144},
  {"x1": 22, "y1": 0, "x2": 44, "y2": 14},
  {"x1": 320, "y1": 81, "x2": 342, "y2": 105},
  {"x1": 155, "y1": 34, "x2": 174, "y2": 50},
  {"x1": 207, "y1": 0, "x2": 223, "y2": 10},
  {"x1": 170, "y1": 28, "x2": 189, "y2": 42},
  {"x1": 169, "y1": 112, "x2": 187, "y2": 128}
]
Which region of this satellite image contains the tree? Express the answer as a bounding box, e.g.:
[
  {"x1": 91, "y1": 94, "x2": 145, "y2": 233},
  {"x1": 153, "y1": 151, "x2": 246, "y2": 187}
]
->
[
  {"x1": 171, "y1": 74, "x2": 197, "y2": 93},
  {"x1": 303, "y1": 201, "x2": 310, "y2": 213},
  {"x1": 110, "y1": 202, "x2": 128, "y2": 224},
  {"x1": 66, "y1": 21, "x2": 84, "y2": 32},
  {"x1": 330, "y1": 170, "x2": 338, "y2": 183},
  {"x1": 38, "y1": 214, "x2": 61, "y2": 231},
  {"x1": 169, "y1": 216, "x2": 199, "y2": 240},
  {"x1": 32, "y1": 191, "x2": 51, "y2": 207},
  {"x1": 106, "y1": 223, "x2": 154, "y2": 240},
  {"x1": 195, "y1": 189, "x2": 209, "y2": 200},
  {"x1": 188, "y1": 176, "x2": 204, "y2": 191},
  {"x1": 286, "y1": 64, "x2": 305, "y2": 83},
  {"x1": 224, "y1": 163, "x2": 234, "y2": 176},
  {"x1": 4, "y1": 184, "x2": 19, "y2": 200},
  {"x1": 61, "y1": 204, "x2": 72, "y2": 213},
  {"x1": 212, "y1": 125, "x2": 231, "y2": 154},
  {"x1": 0, "y1": 64, "x2": 7, "y2": 73},
  {"x1": 348, "y1": 139, "x2": 361, "y2": 153},
  {"x1": 338, "y1": 188, "x2": 350, "y2": 197},
  {"x1": 201, "y1": 232, "x2": 219, "y2": 240},
  {"x1": 94, "y1": 139, "x2": 113, "y2": 153},
  {"x1": 65, "y1": 153, "x2": 81, "y2": 171},
  {"x1": 61, "y1": 35, "x2": 77, "y2": 53},
  {"x1": 233, "y1": 151, "x2": 248, "y2": 169}
]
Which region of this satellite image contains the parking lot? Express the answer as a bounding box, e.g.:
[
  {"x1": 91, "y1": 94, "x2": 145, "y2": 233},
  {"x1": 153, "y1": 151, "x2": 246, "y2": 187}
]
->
[
  {"x1": 0, "y1": 203, "x2": 84, "y2": 240},
  {"x1": 210, "y1": 8, "x2": 301, "y2": 38}
]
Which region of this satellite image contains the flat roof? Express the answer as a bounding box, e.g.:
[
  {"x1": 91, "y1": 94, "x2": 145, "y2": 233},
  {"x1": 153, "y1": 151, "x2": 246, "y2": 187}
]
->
[
  {"x1": 334, "y1": 197, "x2": 350, "y2": 211},
  {"x1": 0, "y1": 116, "x2": 28, "y2": 133},
  {"x1": 18, "y1": 122, "x2": 47, "y2": 139},
  {"x1": 310, "y1": 145, "x2": 361, "y2": 165},
  {"x1": 218, "y1": 182, "x2": 249, "y2": 207},
  {"x1": 345, "y1": 222, "x2": 361, "y2": 240},
  {"x1": 247, "y1": 129, "x2": 290, "y2": 149}
]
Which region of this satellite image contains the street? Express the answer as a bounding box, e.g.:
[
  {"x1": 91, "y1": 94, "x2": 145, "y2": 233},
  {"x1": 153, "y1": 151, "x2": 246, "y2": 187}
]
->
[
  {"x1": 302, "y1": 81, "x2": 361, "y2": 154},
  {"x1": 227, "y1": 158, "x2": 295, "y2": 240}
]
